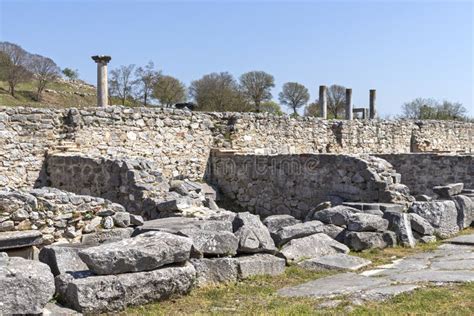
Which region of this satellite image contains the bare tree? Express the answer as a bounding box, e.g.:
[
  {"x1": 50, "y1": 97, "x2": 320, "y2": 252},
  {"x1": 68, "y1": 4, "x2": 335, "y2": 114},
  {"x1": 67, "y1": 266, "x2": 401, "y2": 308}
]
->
[
  {"x1": 279, "y1": 82, "x2": 310, "y2": 115},
  {"x1": 135, "y1": 61, "x2": 161, "y2": 106},
  {"x1": 153, "y1": 75, "x2": 186, "y2": 107},
  {"x1": 30, "y1": 55, "x2": 60, "y2": 101},
  {"x1": 189, "y1": 72, "x2": 250, "y2": 112},
  {"x1": 304, "y1": 101, "x2": 321, "y2": 117},
  {"x1": 0, "y1": 42, "x2": 32, "y2": 97},
  {"x1": 109, "y1": 64, "x2": 136, "y2": 106},
  {"x1": 327, "y1": 84, "x2": 346, "y2": 118},
  {"x1": 239, "y1": 71, "x2": 275, "y2": 112},
  {"x1": 401, "y1": 98, "x2": 467, "y2": 120}
]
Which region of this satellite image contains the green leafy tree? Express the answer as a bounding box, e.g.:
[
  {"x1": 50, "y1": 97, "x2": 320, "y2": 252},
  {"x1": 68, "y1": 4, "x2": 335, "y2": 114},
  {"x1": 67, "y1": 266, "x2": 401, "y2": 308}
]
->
[
  {"x1": 304, "y1": 101, "x2": 321, "y2": 117},
  {"x1": 153, "y1": 75, "x2": 186, "y2": 107},
  {"x1": 239, "y1": 71, "x2": 275, "y2": 112},
  {"x1": 62, "y1": 68, "x2": 79, "y2": 80},
  {"x1": 189, "y1": 72, "x2": 250, "y2": 112},
  {"x1": 279, "y1": 82, "x2": 310, "y2": 116},
  {"x1": 401, "y1": 98, "x2": 467, "y2": 121},
  {"x1": 260, "y1": 101, "x2": 283, "y2": 115}
]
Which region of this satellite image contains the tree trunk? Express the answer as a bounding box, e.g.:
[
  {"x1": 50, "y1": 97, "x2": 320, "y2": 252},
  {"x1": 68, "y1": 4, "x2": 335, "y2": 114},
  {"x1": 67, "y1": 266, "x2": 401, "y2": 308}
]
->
[
  {"x1": 144, "y1": 91, "x2": 148, "y2": 107},
  {"x1": 255, "y1": 100, "x2": 260, "y2": 113},
  {"x1": 9, "y1": 83, "x2": 15, "y2": 97}
]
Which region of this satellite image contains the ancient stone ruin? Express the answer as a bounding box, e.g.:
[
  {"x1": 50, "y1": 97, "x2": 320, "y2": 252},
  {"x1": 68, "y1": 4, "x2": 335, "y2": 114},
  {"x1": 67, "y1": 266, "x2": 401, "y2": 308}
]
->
[{"x1": 0, "y1": 105, "x2": 472, "y2": 313}]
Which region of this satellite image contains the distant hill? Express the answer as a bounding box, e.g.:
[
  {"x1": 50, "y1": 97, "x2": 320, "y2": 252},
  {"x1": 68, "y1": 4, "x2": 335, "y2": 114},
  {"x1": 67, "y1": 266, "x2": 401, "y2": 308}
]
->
[{"x1": 0, "y1": 41, "x2": 97, "y2": 108}]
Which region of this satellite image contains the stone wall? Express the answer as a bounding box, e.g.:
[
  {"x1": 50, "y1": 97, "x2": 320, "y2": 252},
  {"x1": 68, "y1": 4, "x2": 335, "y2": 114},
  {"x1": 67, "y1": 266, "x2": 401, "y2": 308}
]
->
[
  {"x1": 207, "y1": 152, "x2": 413, "y2": 219},
  {"x1": 0, "y1": 106, "x2": 473, "y2": 190},
  {"x1": 377, "y1": 154, "x2": 474, "y2": 196}
]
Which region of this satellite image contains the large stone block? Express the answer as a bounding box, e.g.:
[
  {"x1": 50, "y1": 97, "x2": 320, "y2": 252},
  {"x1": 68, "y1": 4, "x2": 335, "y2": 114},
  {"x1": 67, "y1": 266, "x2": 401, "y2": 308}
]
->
[
  {"x1": 309, "y1": 206, "x2": 358, "y2": 226},
  {"x1": 452, "y1": 195, "x2": 473, "y2": 229},
  {"x1": 298, "y1": 253, "x2": 372, "y2": 271},
  {"x1": 0, "y1": 254, "x2": 55, "y2": 315},
  {"x1": 233, "y1": 212, "x2": 276, "y2": 254},
  {"x1": 191, "y1": 258, "x2": 239, "y2": 286},
  {"x1": 280, "y1": 233, "x2": 349, "y2": 263},
  {"x1": 39, "y1": 244, "x2": 89, "y2": 276},
  {"x1": 0, "y1": 230, "x2": 42, "y2": 250},
  {"x1": 81, "y1": 228, "x2": 134, "y2": 246},
  {"x1": 262, "y1": 214, "x2": 301, "y2": 233},
  {"x1": 235, "y1": 254, "x2": 286, "y2": 279},
  {"x1": 433, "y1": 183, "x2": 464, "y2": 199},
  {"x1": 347, "y1": 213, "x2": 389, "y2": 232},
  {"x1": 344, "y1": 231, "x2": 392, "y2": 251},
  {"x1": 178, "y1": 228, "x2": 238, "y2": 257},
  {"x1": 56, "y1": 262, "x2": 196, "y2": 313},
  {"x1": 383, "y1": 211, "x2": 416, "y2": 248},
  {"x1": 409, "y1": 201, "x2": 459, "y2": 239},
  {"x1": 79, "y1": 231, "x2": 192, "y2": 275},
  {"x1": 271, "y1": 221, "x2": 324, "y2": 246},
  {"x1": 409, "y1": 213, "x2": 435, "y2": 236}
]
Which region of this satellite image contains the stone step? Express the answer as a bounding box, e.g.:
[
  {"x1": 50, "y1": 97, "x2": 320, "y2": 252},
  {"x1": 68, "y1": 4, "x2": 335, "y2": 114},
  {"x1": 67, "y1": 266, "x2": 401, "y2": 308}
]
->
[{"x1": 0, "y1": 230, "x2": 43, "y2": 251}]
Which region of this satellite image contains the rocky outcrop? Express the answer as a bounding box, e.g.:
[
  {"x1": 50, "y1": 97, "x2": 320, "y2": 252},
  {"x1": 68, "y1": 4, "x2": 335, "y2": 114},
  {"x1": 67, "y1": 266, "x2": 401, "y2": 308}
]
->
[{"x1": 0, "y1": 254, "x2": 55, "y2": 314}]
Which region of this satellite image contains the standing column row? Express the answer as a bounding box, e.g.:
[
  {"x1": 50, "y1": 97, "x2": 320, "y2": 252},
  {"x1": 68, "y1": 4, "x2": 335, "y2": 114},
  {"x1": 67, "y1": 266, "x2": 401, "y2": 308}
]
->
[{"x1": 317, "y1": 86, "x2": 377, "y2": 120}]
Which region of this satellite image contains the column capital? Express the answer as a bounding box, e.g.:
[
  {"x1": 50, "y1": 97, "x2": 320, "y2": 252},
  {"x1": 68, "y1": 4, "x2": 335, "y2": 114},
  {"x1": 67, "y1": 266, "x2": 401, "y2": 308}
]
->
[{"x1": 91, "y1": 55, "x2": 112, "y2": 64}]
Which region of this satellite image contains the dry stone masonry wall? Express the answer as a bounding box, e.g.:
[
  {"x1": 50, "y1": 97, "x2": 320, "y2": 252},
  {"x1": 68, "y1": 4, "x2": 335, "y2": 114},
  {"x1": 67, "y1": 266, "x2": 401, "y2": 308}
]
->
[
  {"x1": 207, "y1": 152, "x2": 413, "y2": 219},
  {"x1": 0, "y1": 106, "x2": 472, "y2": 189}
]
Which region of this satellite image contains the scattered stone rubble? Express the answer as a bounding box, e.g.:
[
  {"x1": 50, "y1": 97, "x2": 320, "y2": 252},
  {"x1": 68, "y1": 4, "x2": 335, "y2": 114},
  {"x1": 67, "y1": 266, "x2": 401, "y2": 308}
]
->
[{"x1": 0, "y1": 158, "x2": 473, "y2": 313}]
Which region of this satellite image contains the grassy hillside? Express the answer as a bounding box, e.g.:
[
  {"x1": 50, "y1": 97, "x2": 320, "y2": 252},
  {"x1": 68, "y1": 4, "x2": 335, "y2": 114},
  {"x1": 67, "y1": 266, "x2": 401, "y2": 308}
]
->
[{"x1": 0, "y1": 79, "x2": 97, "y2": 108}]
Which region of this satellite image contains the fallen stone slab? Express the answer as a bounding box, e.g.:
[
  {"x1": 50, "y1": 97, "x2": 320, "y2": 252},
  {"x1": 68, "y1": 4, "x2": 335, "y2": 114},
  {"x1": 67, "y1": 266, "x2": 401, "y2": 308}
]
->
[
  {"x1": 278, "y1": 272, "x2": 391, "y2": 298},
  {"x1": 452, "y1": 195, "x2": 473, "y2": 229},
  {"x1": 79, "y1": 231, "x2": 192, "y2": 275},
  {"x1": 262, "y1": 214, "x2": 301, "y2": 233},
  {"x1": 235, "y1": 254, "x2": 286, "y2": 279},
  {"x1": 298, "y1": 253, "x2": 372, "y2": 271},
  {"x1": 342, "y1": 202, "x2": 384, "y2": 216},
  {"x1": 0, "y1": 254, "x2": 55, "y2": 315},
  {"x1": 271, "y1": 221, "x2": 324, "y2": 246},
  {"x1": 344, "y1": 231, "x2": 394, "y2": 251},
  {"x1": 309, "y1": 205, "x2": 358, "y2": 226},
  {"x1": 433, "y1": 183, "x2": 464, "y2": 199},
  {"x1": 388, "y1": 269, "x2": 474, "y2": 283},
  {"x1": 383, "y1": 211, "x2": 416, "y2": 248},
  {"x1": 81, "y1": 228, "x2": 133, "y2": 246},
  {"x1": 351, "y1": 284, "x2": 419, "y2": 303},
  {"x1": 133, "y1": 217, "x2": 232, "y2": 235},
  {"x1": 191, "y1": 258, "x2": 239, "y2": 286},
  {"x1": 0, "y1": 230, "x2": 43, "y2": 250},
  {"x1": 347, "y1": 213, "x2": 389, "y2": 232},
  {"x1": 39, "y1": 244, "x2": 89, "y2": 276},
  {"x1": 233, "y1": 212, "x2": 276, "y2": 254},
  {"x1": 409, "y1": 201, "x2": 459, "y2": 239},
  {"x1": 178, "y1": 228, "x2": 238, "y2": 257},
  {"x1": 280, "y1": 233, "x2": 349, "y2": 263},
  {"x1": 56, "y1": 262, "x2": 196, "y2": 313},
  {"x1": 321, "y1": 224, "x2": 345, "y2": 240},
  {"x1": 430, "y1": 259, "x2": 474, "y2": 270},
  {"x1": 43, "y1": 302, "x2": 82, "y2": 316},
  {"x1": 409, "y1": 213, "x2": 435, "y2": 236},
  {"x1": 443, "y1": 234, "x2": 474, "y2": 246}
]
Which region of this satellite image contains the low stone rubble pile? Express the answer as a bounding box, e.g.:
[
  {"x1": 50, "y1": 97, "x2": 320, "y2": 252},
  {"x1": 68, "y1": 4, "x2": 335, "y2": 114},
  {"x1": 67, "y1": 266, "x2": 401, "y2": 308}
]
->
[{"x1": 0, "y1": 187, "x2": 142, "y2": 246}]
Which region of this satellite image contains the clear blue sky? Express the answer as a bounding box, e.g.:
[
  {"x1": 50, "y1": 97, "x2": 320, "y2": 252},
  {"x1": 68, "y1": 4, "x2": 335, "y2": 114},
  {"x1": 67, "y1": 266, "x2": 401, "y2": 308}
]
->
[{"x1": 1, "y1": 0, "x2": 472, "y2": 117}]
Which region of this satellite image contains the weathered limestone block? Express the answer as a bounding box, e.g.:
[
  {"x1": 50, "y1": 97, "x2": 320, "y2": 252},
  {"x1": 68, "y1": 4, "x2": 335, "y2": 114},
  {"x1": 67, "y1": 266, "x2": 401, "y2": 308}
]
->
[
  {"x1": 262, "y1": 214, "x2": 301, "y2": 233},
  {"x1": 308, "y1": 205, "x2": 358, "y2": 226},
  {"x1": 298, "y1": 254, "x2": 372, "y2": 271},
  {"x1": 39, "y1": 244, "x2": 89, "y2": 276},
  {"x1": 347, "y1": 213, "x2": 389, "y2": 232},
  {"x1": 409, "y1": 201, "x2": 459, "y2": 238},
  {"x1": 280, "y1": 233, "x2": 349, "y2": 263},
  {"x1": 112, "y1": 212, "x2": 131, "y2": 228},
  {"x1": 344, "y1": 231, "x2": 393, "y2": 251},
  {"x1": 233, "y1": 212, "x2": 276, "y2": 254},
  {"x1": 178, "y1": 228, "x2": 238, "y2": 257},
  {"x1": 0, "y1": 254, "x2": 55, "y2": 315},
  {"x1": 79, "y1": 232, "x2": 192, "y2": 275},
  {"x1": 81, "y1": 227, "x2": 133, "y2": 246},
  {"x1": 383, "y1": 211, "x2": 416, "y2": 248},
  {"x1": 409, "y1": 213, "x2": 435, "y2": 236},
  {"x1": 191, "y1": 258, "x2": 239, "y2": 286},
  {"x1": 452, "y1": 195, "x2": 473, "y2": 229},
  {"x1": 271, "y1": 221, "x2": 325, "y2": 246},
  {"x1": 133, "y1": 217, "x2": 233, "y2": 235},
  {"x1": 433, "y1": 183, "x2": 464, "y2": 199},
  {"x1": 236, "y1": 254, "x2": 286, "y2": 278},
  {"x1": 321, "y1": 224, "x2": 345, "y2": 240},
  {"x1": 0, "y1": 230, "x2": 42, "y2": 250},
  {"x1": 56, "y1": 262, "x2": 196, "y2": 313}
]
